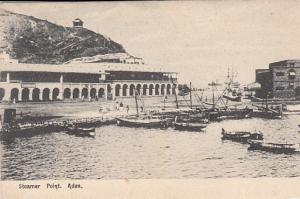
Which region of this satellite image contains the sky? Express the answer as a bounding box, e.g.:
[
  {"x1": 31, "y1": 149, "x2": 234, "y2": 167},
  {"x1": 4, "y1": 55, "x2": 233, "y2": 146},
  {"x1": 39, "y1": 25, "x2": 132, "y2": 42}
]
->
[{"x1": 1, "y1": 1, "x2": 300, "y2": 88}]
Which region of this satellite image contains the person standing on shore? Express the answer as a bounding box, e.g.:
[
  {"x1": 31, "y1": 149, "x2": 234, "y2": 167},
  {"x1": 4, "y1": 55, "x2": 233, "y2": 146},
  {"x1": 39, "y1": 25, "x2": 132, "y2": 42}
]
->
[
  {"x1": 116, "y1": 101, "x2": 119, "y2": 111},
  {"x1": 120, "y1": 102, "x2": 124, "y2": 111},
  {"x1": 126, "y1": 105, "x2": 129, "y2": 114}
]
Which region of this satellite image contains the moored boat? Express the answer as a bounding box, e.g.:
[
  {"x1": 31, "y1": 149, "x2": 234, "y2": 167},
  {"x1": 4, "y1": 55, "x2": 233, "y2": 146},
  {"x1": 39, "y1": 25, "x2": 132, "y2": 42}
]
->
[
  {"x1": 221, "y1": 128, "x2": 263, "y2": 143},
  {"x1": 173, "y1": 116, "x2": 208, "y2": 131},
  {"x1": 0, "y1": 121, "x2": 66, "y2": 137},
  {"x1": 251, "y1": 109, "x2": 282, "y2": 119},
  {"x1": 206, "y1": 108, "x2": 252, "y2": 121},
  {"x1": 174, "y1": 122, "x2": 207, "y2": 131},
  {"x1": 116, "y1": 88, "x2": 171, "y2": 129},
  {"x1": 251, "y1": 98, "x2": 283, "y2": 119},
  {"x1": 67, "y1": 125, "x2": 96, "y2": 137},
  {"x1": 116, "y1": 116, "x2": 169, "y2": 128},
  {"x1": 248, "y1": 140, "x2": 300, "y2": 154}
]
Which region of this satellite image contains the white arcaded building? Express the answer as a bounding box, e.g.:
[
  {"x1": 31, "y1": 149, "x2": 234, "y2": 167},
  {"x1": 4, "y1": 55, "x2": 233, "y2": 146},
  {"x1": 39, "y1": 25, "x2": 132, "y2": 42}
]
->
[{"x1": 0, "y1": 52, "x2": 178, "y2": 102}]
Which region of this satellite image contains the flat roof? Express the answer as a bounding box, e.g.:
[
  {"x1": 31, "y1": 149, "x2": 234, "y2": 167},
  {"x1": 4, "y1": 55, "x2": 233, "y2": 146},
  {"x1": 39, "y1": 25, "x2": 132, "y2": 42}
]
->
[
  {"x1": 256, "y1": 69, "x2": 269, "y2": 72},
  {"x1": 269, "y1": 60, "x2": 300, "y2": 67},
  {"x1": 0, "y1": 62, "x2": 177, "y2": 74}
]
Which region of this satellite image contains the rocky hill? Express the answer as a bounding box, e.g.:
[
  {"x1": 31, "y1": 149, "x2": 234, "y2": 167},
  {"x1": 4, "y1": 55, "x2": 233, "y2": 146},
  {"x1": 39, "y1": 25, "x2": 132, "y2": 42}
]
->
[{"x1": 0, "y1": 8, "x2": 126, "y2": 64}]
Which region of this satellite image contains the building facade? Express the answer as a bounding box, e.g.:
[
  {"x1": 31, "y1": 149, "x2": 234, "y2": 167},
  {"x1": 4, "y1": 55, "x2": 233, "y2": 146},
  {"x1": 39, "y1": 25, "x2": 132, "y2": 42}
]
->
[
  {"x1": 255, "y1": 69, "x2": 272, "y2": 98},
  {"x1": 0, "y1": 53, "x2": 178, "y2": 103},
  {"x1": 256, "y1": 60, "x2": 300, "y2": 98},
  {"x1": 73, "y1": 18, "x2": 83, "y2": 28}
]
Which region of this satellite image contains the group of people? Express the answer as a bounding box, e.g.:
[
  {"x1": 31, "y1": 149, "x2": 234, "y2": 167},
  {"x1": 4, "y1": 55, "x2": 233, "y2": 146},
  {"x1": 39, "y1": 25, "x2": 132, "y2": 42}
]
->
[
  {"x1": 115, "y1": 101, "x2": 129, "y2": 112},
  {"x1": 115, "y1": 101, "x2": 144, "y2": 114},
  {"x1": 98, "y1": 101, "x2": 145, "y2": 114}
]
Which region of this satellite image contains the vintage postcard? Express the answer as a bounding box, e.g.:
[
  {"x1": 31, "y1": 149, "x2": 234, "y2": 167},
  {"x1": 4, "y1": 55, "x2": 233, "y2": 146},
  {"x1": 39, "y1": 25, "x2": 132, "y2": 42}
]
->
[{"x1": 0, "y1": 1, "x2": 300, "y2": 199}]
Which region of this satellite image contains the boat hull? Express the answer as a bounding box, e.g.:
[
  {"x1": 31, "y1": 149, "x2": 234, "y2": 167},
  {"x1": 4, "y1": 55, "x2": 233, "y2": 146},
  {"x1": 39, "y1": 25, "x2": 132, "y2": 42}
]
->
[
  {"x1": 116, "y1": 118, "x2": 169, "y2": 128},
  {"x1": 0, "y1": 124, "x2": 66, "y2": 137},
  {"x1": 221, "y1": 129, "x2": 263, "y2": 143},
  {"x1": 174, "y1": 122, "x2": 206, "y2": 131},
  {"x1": 207, "y1": 109, "x2": 253, "y2": 121},
  {"x1": 67, "y1": 127, "x2": 96, "y2": 137},
  {"x1": 248, "y1": 141, "x2": 300, "y2": 154}
]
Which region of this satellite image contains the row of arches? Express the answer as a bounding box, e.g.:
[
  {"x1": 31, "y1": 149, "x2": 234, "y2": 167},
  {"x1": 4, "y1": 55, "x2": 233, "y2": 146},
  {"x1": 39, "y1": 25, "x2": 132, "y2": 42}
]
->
[
  {"x1": 7, "y1": 87, "x2": 106, "y2": 102},
  {"x1": 0, "y1": 83, "x2": 176, "y2": 102},
  {"x1": 114, "y1": 83, "x2": 175, "y2": 97}
]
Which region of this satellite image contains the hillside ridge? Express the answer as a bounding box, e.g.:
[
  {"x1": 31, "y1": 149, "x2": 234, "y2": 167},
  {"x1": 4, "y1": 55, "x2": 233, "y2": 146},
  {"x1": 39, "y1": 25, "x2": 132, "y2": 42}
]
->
[{"x1": 0, "y1": 8, "x2": 126, "y2": 64}]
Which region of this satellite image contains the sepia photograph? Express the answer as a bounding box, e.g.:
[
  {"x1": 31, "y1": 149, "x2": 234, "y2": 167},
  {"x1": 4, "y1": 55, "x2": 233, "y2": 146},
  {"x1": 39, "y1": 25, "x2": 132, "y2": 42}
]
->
[{"x1": 0, "y1": 1, "x2": 300, "y2": 188}]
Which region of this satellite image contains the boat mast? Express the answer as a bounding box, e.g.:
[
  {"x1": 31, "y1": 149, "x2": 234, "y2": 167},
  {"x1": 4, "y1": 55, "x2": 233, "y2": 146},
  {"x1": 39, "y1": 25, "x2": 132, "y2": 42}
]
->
[
  {"x1": 231, "y1": 67, "x2": 234, "y2": 82},
  {"x1": 208, "y1": 81, "x2": 216, "y2": 110},
  {"x1": 190, "y1": 81, "x2": 192, "y2": 109},
  {"x1": 266, "y1": 92, "x2": 268, "y2": 110},
  {"x1": 134, "y1": 89, "x2": 139, "y2": 116},
  {"x1": 212, "y1": 83, "x2": 215, "y2": 110},
  {"x1": 171, "y1": 76, "x2": 179, "y2": 109}
]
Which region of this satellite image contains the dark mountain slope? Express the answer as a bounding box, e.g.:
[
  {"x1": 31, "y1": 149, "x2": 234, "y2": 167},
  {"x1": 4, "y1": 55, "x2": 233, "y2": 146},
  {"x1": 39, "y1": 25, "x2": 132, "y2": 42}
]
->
[{"x1": 0, "y1": 8, "x2": 126, "y2": 64}]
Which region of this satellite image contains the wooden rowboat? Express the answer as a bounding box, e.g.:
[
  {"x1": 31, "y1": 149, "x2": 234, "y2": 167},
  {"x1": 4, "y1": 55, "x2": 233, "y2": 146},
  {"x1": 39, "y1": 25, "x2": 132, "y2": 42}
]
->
[
  {"x1": 248, "y1": 140, "x2": 300, "y2": 154},
  {"x1": 173, "y1": 116, "x2": 207, "y2": 131},
  {"x1": 67, "y1": 125, "x2": 95, "y2": 137},
  {"x1": 116, "y1": 117, "x2": 169, "y2": 128},
  {"x1": 174, "y1": 122, "x2": 207, "y2": 131},
  {"x1": 221, "y1": 128, "x2": 263, "y2": 143}
]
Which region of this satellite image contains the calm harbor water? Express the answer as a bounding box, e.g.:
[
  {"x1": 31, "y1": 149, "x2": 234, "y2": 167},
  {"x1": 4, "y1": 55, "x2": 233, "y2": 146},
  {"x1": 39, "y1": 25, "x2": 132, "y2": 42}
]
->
[{"x1": 1, "y1": 114, "x2": 300, "y2": 180}]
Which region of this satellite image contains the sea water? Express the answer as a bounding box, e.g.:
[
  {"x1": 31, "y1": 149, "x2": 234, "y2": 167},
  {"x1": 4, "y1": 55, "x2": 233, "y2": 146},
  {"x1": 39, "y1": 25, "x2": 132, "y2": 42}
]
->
[{"x1": 1, "y1": 115, "x2": 300, "y2": 180}]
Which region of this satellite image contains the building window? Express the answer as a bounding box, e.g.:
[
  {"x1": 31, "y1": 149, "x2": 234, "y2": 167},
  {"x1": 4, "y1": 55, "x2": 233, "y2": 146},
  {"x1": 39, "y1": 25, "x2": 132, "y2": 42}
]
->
[
  {"x1": 290, "y1": 63, "x2": 295, "y2": 67},
  {"x1": 288, "y1": 69, "x2": 296, "y2": 80},
  {"x1": 276, "y1": 86, "x2": 285, "y2": 90},
  {"x1": 276, "y1": 72, "x2": 285, "y2": 76}
]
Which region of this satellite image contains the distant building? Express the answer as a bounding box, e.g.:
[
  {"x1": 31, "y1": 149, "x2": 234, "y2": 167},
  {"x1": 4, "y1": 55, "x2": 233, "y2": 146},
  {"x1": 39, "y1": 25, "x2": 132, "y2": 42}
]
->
[
  {"x1": 243, "y1": 82, "x2": 261, "y2": 97},
  {"x1": 0, "y1": 52, "x2": 177, "y2": 102},
  {"x1": 65, "y1": 53, "x2": 144, "y2": 65},
  {"x1": 255, "y1": 69, "x2": 272, "y2": 98},
  {"x1": 255, "y1": 60, "x2": 300, "y2": 99},
  {"x1": 73, "y1": 18, "x2": 83, "y2": 28}
]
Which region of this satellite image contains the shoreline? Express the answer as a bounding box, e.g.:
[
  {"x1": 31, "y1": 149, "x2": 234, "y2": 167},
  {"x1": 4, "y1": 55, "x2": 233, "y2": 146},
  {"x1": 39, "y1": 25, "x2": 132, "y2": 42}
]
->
[
  {"x1": 0, "y1": 96, "x2": 177, "y2": 121},
  {"x1": 1, "y1": 96, "x2": 300, "y2": 123}
]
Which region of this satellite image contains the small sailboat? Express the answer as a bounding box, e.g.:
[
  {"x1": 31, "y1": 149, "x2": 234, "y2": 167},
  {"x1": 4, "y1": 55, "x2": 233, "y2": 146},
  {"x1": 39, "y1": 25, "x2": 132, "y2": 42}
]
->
[
  {"x1": 116, "y1": 89, "x2": 170, "y2": 128},
  {"x1": 173, "y1": 82, "x2": 208, "y2": 131},
  {"x1": 202, "y1": 81, "x2": 252, "y2": 121},
  {"x1": 251, "y1": 97, "x2": 283, "y2": 119},
  {"x1": 222, "y1": 68, "x2": 242, "y2": 102}
]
